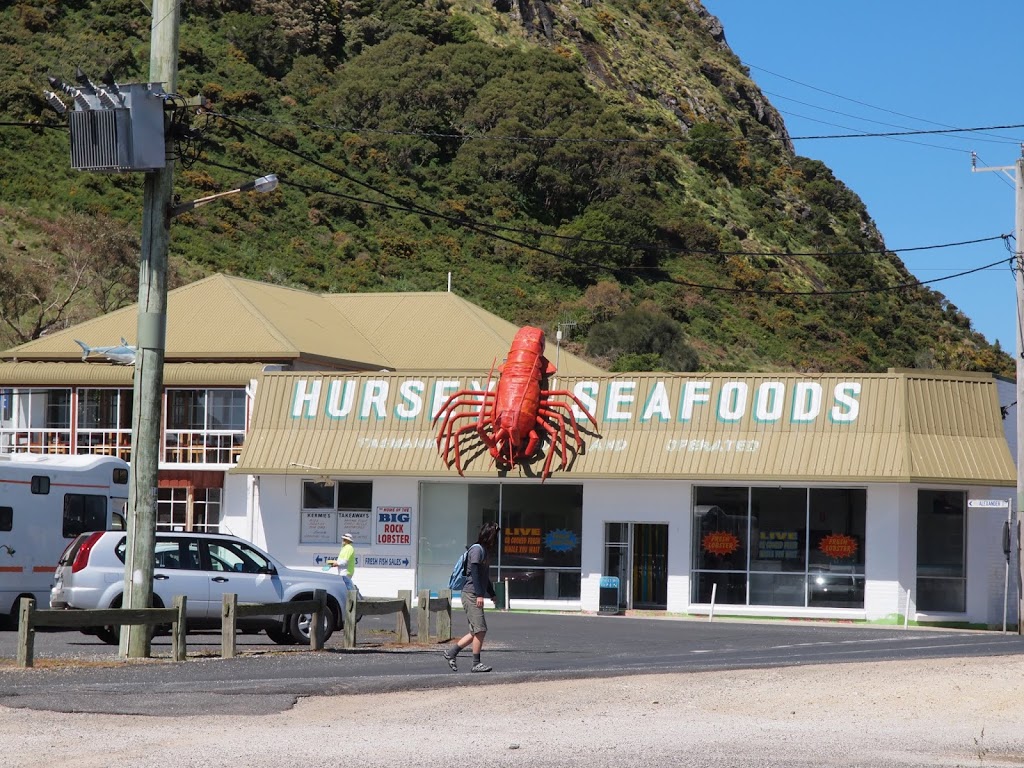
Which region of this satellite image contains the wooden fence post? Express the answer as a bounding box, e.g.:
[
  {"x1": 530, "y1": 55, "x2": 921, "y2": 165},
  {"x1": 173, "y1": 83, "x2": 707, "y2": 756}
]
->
[
  {"x1": 222, "y1": 593, "x2": 237, "y2": 659},
  {"x1": 310, "y1": 589, "x2": 325, "y2": 651},
  {"x1": 342, "y1": 592, "x2": 357, "y2": 649},
  {"x1": 16, "y1": 597, "x2": 35, "y2": 668},
  {"x1": 171, "y1": 595, "x2": 187, "y2": 662},
  {"x1": 438, "y1": 588, "x2": 453, "y2": 642},
  {"x1": 397, "y1": 590, "x2": 411, "y2": 643},
  {"x1": 417, "y1": 589, "x2": 430, "y2": 640}
]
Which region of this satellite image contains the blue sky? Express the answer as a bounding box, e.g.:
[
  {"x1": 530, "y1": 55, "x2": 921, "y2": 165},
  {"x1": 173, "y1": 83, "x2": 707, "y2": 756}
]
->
[{"x1": 702, "y1": 1, "x2": 1024, "y2": 353}]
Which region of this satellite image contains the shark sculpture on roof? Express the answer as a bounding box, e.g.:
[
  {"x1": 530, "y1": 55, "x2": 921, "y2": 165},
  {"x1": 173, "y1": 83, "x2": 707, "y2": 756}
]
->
[{"x1": 74, "y1": 338, "x2": 137, "y2": 365}]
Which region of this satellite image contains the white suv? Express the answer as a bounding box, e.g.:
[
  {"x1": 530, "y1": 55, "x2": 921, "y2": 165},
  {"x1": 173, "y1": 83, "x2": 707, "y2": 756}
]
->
[{"x1": 50, "y1": 531, "x2": 347, "y2": 645}]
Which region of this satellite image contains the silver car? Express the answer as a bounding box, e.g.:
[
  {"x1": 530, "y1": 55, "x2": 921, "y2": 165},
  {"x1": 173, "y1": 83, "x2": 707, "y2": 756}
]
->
[{"x1": 50, "y1": 531, "x2": 347, "y2": 645}]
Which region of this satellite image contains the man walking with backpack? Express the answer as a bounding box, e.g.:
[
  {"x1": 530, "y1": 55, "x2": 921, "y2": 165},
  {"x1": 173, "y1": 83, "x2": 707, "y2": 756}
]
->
[{"x1": 443, "y1": 521, "x2": 500, "y2": 673}]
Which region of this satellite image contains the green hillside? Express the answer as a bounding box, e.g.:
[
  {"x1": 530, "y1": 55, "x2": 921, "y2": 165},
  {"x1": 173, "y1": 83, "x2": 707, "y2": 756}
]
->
[{"x1": 0, "y1": 0, "x2": 1012, "y2": 376}]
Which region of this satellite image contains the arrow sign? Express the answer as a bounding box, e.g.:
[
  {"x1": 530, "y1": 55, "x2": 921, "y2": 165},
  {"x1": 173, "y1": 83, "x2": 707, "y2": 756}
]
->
[{"x1": 967, "y1": 499, "x2": 1009, "y2": 508}]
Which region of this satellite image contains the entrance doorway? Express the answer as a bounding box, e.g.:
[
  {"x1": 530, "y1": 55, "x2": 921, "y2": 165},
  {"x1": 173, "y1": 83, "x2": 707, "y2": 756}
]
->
[{"x1": 603, "y1": 522, "x2": 668, "y2": 610}]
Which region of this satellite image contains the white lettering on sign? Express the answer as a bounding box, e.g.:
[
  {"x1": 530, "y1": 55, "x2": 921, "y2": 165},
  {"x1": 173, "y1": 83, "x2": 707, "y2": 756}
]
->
[
  {"x1": 665, "y1": 439, "x2": 760, "y2": 453},
  {"x1": 641, "y1": 381, "x2": 672, "y2": 422},
  {"x1": 326, "y1": 379, "x2": 355, "y2": 419},
  {"x1": 396, "y1": 380, "x2": 425, "y2": 419},
  {"x1": 289, "y1": 377, "x2": 864, "y2": 426},
  {"x1": 293, "y1": 379, "x2": 322, "y2": 419}
]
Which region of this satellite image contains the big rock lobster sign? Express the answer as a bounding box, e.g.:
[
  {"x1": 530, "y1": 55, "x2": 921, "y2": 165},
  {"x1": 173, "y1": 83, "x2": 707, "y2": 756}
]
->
[{"x1": 433, "y1": 326, "x2": 599, "y2": 480}]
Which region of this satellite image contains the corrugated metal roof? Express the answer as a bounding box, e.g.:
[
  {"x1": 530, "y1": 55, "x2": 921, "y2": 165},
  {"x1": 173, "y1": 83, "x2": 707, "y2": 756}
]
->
[
  {"x1": 0, "y1": 361, "x2": 270, "y2": 386},
  {"x1": 1, "y1": 275, "x2": 600, "y2": 375},
  {"x1": 322, "y1": 292, "x2": 604, "y2": 376},
  {"x1": 1, "y1": 275, "x2": 386, "y2": 367},
  {"x1": 233, "y1": 370, "x2": 1015, "y2": 485}
]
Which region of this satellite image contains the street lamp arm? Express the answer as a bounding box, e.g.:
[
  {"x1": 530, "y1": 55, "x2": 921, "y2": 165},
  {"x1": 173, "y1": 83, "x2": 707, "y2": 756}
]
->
[{"x1": 168, "y1": 174, "x2": 278, "y2": 218}]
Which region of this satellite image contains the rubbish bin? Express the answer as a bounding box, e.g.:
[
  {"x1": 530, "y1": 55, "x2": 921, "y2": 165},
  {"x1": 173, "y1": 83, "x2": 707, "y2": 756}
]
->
[
  {"x1": 598, "y1": 576, "x2": 621, "y2": 615},
  {"x1": 493, "y1": 579, "x2": 509, "y2": 610}
]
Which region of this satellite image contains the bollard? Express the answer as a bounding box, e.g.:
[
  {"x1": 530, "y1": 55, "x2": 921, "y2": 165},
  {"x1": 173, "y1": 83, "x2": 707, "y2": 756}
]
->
[{"x1": 222, "y1": 593, "x2": 238, "y2": 658}]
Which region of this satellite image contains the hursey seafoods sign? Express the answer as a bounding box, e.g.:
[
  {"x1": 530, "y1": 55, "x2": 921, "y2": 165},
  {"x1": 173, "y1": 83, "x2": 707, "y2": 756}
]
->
[{"x1": 288, "y1": 377, "x2": 862, "y2": 426}]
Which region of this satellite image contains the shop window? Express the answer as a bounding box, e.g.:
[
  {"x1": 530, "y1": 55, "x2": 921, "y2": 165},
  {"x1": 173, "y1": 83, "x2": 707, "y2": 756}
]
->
[
  {"x1": 749, "y1": 487, "x2": 808, "y2": 607},
  {"x1": 499, "y1": 484, "x2": 583, "y2": 600},
  {"x1": 916, "y1": 490, "x2": 966, "y2": 612},
  {"x1": 691, "y1": 486, "x2": 749, "y2": 605},
  {"x1": 302, "y1": 481, "x2": 335, "y2": 509},
  {"x1": 299, "y1": 480, "x2": 372, "y2": 545},
  {"x1": 691, "y1": 485, "x2": 866, "y2": 609},
  {"x1": 417, "y1": 482, "x2": 583, "y2": 601},
  {"x1": 808, "y1": 488, "x2": 865, "y2": 608}
]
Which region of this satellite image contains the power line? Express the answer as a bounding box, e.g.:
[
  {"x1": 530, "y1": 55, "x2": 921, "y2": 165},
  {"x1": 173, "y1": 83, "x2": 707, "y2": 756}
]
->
[
  {"x1": 0, "y1": 121, "x2": 67, "y2": 130},
  {"x1": 204, "y1": 109, "x2": 1024, "y2": 147},
  {"x1": 197, "y1": 136, "x2": 1006, "y2": 261},
  {"x1": 200, "y1": 123, "x2": 1013, "y2": 298},
  {"x1": 743, "y1": 61, "x2": 1023, "y2": 144}
]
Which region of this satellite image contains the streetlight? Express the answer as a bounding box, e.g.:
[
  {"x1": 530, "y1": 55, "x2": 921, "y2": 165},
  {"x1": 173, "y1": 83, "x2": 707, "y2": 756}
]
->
[
  {"x1": 169, "y1": 174, "x2": 279, "y2": 217},
  {"x1": 121, "y1": 171, "x2": 277, "y2": 659}
]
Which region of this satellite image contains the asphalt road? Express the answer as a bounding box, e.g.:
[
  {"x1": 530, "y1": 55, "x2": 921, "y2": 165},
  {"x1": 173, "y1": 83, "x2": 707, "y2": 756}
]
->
[{"x1": 2, "y1": 611, "x2": 1023, "y2": 717}]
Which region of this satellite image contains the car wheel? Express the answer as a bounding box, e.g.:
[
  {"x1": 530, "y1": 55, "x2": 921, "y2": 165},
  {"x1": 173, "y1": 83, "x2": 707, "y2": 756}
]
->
[
  {"x1": 288, "y1": 602, "x2": 336, "y2": 645},
  {"x1": 151, "y1": 595, "x2": 171, "y2": 636},
  {"x1": 95, "y1": 626, "x2": 120, "y2": 645},
  {"x1": 265, "y1": 624, "x2": 295, "y2": 645},
  {"x1": 98, "y1": 595, "x2": 123, "y2": 645}
]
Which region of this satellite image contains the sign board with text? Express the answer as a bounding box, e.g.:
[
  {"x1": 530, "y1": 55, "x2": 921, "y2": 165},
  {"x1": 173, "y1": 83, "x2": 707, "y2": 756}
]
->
[{"x1": 376, "y1": 505, "x2": 412, "y2": 546}]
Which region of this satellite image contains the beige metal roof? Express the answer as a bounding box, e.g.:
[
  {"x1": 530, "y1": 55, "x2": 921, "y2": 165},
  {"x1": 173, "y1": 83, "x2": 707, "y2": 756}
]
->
[
  {"x1": 0, "y1": 361, "x2": 271, "y2": 386},
  {"x1": 322, "y1": 292, "x2": 604, "y2": 376},
  {"x1": 233, "y1": 369, "x2": 1014, "y2": 485},
  {"x1": 1, "y1": 275, "x2": 600, "y2": 375},
  {"x1": 1, "y1": 275, "x2": 385, "y2": 367}
]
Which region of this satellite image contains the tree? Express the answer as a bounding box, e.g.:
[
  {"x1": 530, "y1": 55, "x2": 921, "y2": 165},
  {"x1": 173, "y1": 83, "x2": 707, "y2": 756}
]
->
[
  {"x1": 586, "y1": 303, "x2": 699, "y2": 372},
  {"x1": 0, "y1": 212, "x2": 141, "y2": 347}
]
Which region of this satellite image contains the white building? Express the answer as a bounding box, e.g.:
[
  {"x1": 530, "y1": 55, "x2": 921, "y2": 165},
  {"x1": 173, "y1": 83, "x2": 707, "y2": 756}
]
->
[{"x1": 1, "y1": 275, "x2": 1016, "y2": 628}]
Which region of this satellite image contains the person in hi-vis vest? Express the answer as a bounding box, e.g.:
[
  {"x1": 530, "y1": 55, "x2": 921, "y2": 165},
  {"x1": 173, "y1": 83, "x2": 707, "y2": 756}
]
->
[{"x1": 333, "y1": 533, "x2": 361, "y2": 597}]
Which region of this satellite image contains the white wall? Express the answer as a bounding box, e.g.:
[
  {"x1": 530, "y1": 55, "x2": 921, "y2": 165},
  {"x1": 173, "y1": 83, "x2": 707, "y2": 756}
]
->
[
  {"x1": 232, "y1": 473, "x2": 1017, "y2": 627},
  {"x1": 864, "y1": 483, "x2": 910, "y2": 621},
  {"x1": 966, "y1": 489, "x2": 1016, "y2": 629},
  {"x1": 246, "y1": 475, "x2": 419, "y2": 599},
  {"x1": 580, "y1": 480, "x2": 688, "y2": 612}
]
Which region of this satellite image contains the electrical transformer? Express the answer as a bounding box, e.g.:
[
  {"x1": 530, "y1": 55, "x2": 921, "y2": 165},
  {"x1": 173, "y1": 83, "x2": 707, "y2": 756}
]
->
[{"x1": 47, "y1": 74, "x2": 167, "y2": 173}]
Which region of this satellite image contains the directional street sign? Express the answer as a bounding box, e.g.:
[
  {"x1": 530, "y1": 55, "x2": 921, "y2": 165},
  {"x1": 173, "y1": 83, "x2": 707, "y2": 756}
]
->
[
  {"x1": 362, "y1": 556, "x2": 411, "y2": 568},
  {"x1": 967, "y1": 499, "x2": 1010, "y2": 508}
]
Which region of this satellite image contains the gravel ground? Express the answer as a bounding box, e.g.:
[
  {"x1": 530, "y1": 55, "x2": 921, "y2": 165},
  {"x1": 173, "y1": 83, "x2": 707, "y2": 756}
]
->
[{"x1": 4, "y1": 655, "x2": 1024, "y2": 768}]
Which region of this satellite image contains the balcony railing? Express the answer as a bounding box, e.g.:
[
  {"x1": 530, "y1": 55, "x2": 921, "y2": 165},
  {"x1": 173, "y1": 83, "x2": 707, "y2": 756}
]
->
[
  {"x1": 0, "y1": 427, "x2": 243, "y2": 465},
  {"x1": 75, "y1": 429, "x2": 132, "y2": 462},
  {"x1": 0, "y1": 429, "x2": 73, "y2": 455},
  {"x1": 164, "y1": 430, "x2": 244, "y2": 465}
]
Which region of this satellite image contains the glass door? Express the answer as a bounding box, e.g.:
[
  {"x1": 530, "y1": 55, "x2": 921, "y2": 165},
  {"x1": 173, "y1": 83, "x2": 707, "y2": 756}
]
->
[
  {"x1": 604, "y1": 522, "x2": 669, "y2": 610},
  {"x1": 633, "y1": 523, "x2": 668, "y2": 609}
]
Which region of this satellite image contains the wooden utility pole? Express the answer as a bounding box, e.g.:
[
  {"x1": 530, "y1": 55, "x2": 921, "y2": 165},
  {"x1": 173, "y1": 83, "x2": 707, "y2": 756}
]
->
[
  {"x1": 972, "y1": 148, "x2": 1024, "y2": 634},
  {"x1": 120, "y1": 0, "x2": 179, "y2": 659},
  {"x1": 1016, "y1": 154, "x2": 1024, "y2": 635}
]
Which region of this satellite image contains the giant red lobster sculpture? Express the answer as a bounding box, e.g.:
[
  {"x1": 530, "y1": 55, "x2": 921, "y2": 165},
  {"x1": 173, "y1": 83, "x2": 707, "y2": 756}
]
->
[{"x1": 433, "y1": 326, "x2": 598, "y2": 481}]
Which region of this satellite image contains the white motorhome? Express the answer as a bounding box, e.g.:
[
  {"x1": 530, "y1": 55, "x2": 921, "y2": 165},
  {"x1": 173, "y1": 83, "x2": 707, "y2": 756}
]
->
[{"x1": 0, "y1": 454, "x2": 128, "y2": 624}]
